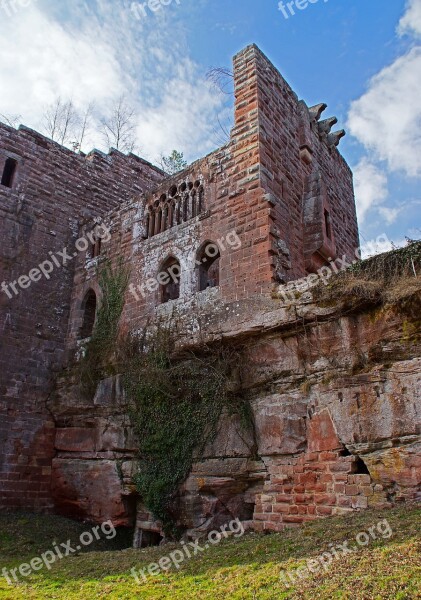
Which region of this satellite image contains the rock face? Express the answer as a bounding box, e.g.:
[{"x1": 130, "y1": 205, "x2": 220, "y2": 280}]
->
[{"x1": 50, "y1": 296, "x2": 421, "y2": 539}]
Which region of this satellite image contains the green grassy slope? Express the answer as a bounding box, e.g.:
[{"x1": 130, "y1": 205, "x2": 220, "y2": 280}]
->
[{"x1": 0, "y1": 507, "x2": 420, "y2": 599}]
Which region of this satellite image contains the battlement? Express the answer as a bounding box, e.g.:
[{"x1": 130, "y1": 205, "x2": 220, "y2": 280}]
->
[{"x1": 0, "y1": 121, "x2": 164, "y2": 174}]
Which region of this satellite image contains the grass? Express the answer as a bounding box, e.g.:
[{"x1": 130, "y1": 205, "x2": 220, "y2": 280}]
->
[
  {"x1": 311, "y1": 240, "x2": 421, "y2": 311},
  {"x1": 0, "y1": 506, "x2": 420, "y2": 599}
]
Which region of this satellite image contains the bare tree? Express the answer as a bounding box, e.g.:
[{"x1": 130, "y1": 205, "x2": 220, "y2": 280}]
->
[
  {"x1": 100, "y1": 96, "x2": 137, "y2": 153},
  {"x1": 0, "y1": 113, "x2": 22, "y2": 128},
  {"x1": 42, "y1": 97, "x2": 65, "y2": 142},
  {"x1": 206, "y1": 67, "x2": 234, "y2": 145},
  {"x1": 42, "y1": 97, "x2": 78, "y2": 145},
  {"x1": 206, "y1": 67, "x2": 234, "y2": 96},
  {"x1": 210, "y1": 114, "x2": 232, "y2": 146},
  {"x1": 59, "y1": 100, "x2": 77, "y2": 146},
  {"x1": 71, "y1": 102, "x2": 95, "y2": 153}
]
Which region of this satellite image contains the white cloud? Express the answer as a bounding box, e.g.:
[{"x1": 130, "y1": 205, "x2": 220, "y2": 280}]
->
[
  {"x1": 0, "y1": 4, "x2": 128, "y2": 129},
  {"x1": 0, "y1": 0, "x2": 228, "y2": 163},
  {"x1": 353, "y1": 159, "x2": 388, "y2": 223},
  {"x1": 378, "y1": 206, "x2": 401, "y2": 225},
  {"x1": 133, "y1": 55, "x2": 233, "y2": 161},
  {"x1": 347, "y1": 0, "x2": 421, "y2": 234},
  {"x1": 398, "y1": 0, "x2": 421, "y2": 37},
  {"x1": 359, "y1": 235, "x2": 406, "y2": 259},
  {"x1": 348, "y1": 47, "x2": 421, "y2": 177}
]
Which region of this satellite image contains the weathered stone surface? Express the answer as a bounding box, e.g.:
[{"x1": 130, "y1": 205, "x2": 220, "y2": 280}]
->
[
  {"x1": 50, "y1": 292, "x2": 420, "y2": 538},
  {"x1": 307, "y1": 409, "x2": 342, "y2": 452},
  {"x1": 55, "y1": 428, "x2": 96, "y2": 452},
  {"x1": 51, "y1": 459, "x2": 133, "y2": 526},
  {"x1": 201, "y1": 412, "x2": 255, "y2": 458},
  {"x1": 363, "y1": 443, "x2": 421, "y2": 492},
  {"x1": 253, "y1": 394, "x2": 307, "y2": 455},
  {"x1": 324, "y1": 360, "x2": 421, "y2": 446}
]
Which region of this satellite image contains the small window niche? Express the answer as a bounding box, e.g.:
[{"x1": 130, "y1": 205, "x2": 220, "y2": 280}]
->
[
  {"x1": 160, "y1": 257, "x2": 181, "y2": 303},
  {"x1": 1, "y1": 158, "x2": 18, "y2": 188},
  {"x1": 90, "y1": 235, "x2": 102, "y2": 259},
  {"x1": 324, "y1": 209, "x2": 332, "y2": 240},
  {"x1": 197, "y1": 242, "x2": 221, "y2": 291},
  {"x1": 80, "y1": 290, "x2": 97, "y2": 339}
]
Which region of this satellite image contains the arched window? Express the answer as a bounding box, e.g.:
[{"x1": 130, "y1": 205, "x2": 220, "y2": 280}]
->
[
  {"x1": 144, "y1": 184, "x2": 205, "y2": 234},
  {"x1": 191, "y1": 191, "x2": 197, "y2": 218},
  {"x1": 80, "y1": 290, "x2": 97, "y2": 339},
  {"x1": 168, "y1": 203, "x2": 174, "y2": 228},
  {"x1": 175, "y1": 197, "x2": 182, "y2": 224},
  {"x1": 183, "y1": 195, "x2": 189, "y2": 222},
  {"x1": 197, "y1": 242, "x2": 220, "y2": 291},
  {"x1": 160, "y1": 257, "x2": 181, "y2": 303},
  {"x1": 198, "y1": 187, "x2": 204, "y2": 213},
  {"x1": 162, "y1": 206, "x2": 168, "y2": 233},
  {"x1": 155, "y1": 208, "x2": 162, "y2": 235},
  {"x1": 145, "y1": 212, "x2": 150, "y2": 238},
  {"x1": 148, "y1": 209, "x2": 155, "y2": 238}
]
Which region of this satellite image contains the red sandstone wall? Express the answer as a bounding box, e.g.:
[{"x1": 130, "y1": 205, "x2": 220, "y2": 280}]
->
[
  {"x1": 46, "y1": 44, "x2": 418, "y2": 536},
  {"x1": 0, "y1": 123, "x2": 163, "y2": 510},
  {"x1": 51, "y1": 293, "x2": 421, "y2": 534},
  {"x1": 234, "y1": 45, "x2": 359, "y2": 282},
  {"x1": 66, "y1": 45, "x2": 358, "y2": 348}
]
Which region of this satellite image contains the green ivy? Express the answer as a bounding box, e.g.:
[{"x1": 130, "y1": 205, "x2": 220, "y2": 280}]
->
[
  {"x1": 79, "y1": 259, "x2": 130, "y2": 395},
  {"x1": 123, "y1": 328, "x2": 254, "y2": 538},
  {"x1": 77, "y1": 265, "x2": 255, "y2": 537}
]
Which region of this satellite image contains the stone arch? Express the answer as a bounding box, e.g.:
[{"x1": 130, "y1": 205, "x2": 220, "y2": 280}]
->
[
  {"x1": 191, "y1": 190, "x2": 197, "y2": 217},
  {"x1": 196, "y1": 241, "x2": 221, "y2": 291},
  {"x1": 159, "y1": 255, "x2": 181, "y2": 303},
  {"x1": 147, "y1": 207, "x2": 155, "y2": 238},
  {"x1": 144, "y1": 181, "x2": 205, "y2": 235},
  {"x1": 182, "y1": 194, "x2": 189, "y2": 222},
  {"x1": 175, "y1": 196, "x2": 182, "y2": 224},
  {"x1": 198, "y1": 186, "x2": 205, "y2": 213}
]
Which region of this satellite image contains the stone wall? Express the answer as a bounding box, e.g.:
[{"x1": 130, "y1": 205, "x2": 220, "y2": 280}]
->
[{"x1": 0, "y1": 123, "x2": 163, "y2": 510}]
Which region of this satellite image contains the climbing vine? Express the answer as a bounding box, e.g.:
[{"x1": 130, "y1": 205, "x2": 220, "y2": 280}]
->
[
  {"x1": 79, "y1": 259, "x2": 130, "y2": 395},
  {"x1": 77, "y1": 263, "x2": 255, "y2": 537},
  {"x1": 123, "y1": 327, "x2": 254, "y2": 537}
]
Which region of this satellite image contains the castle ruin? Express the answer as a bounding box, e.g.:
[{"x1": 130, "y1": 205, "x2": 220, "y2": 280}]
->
[{"x1": 1, "y1": 45, "x2": 419, "y2": 541}]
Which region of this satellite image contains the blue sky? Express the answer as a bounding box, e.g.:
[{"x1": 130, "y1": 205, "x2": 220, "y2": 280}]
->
[{"x1": 0, "y1": 0, "x2": 420, "y2": 250}]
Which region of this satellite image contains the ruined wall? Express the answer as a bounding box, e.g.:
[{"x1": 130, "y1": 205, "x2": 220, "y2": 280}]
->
[
  {"x1": 49, "y1": 45, "x2": 374, "y2": 532},
  {"x1": 241, "y1": 45, "x2": 359, "y2": 279},
  {"x1": 51, "y1": 291, "x2": 421, "y2": 535},
  {"x1": 0, "y1": 123, "x2": 163, "y2": 510},
  {"x1": 66, "y1": 45, "x2": 358, "y2": 350}
]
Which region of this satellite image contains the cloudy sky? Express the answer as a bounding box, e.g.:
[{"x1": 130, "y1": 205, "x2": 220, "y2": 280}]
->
[{"x1": 0, "y1": 0, "x2": 420, "y2": 250}]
